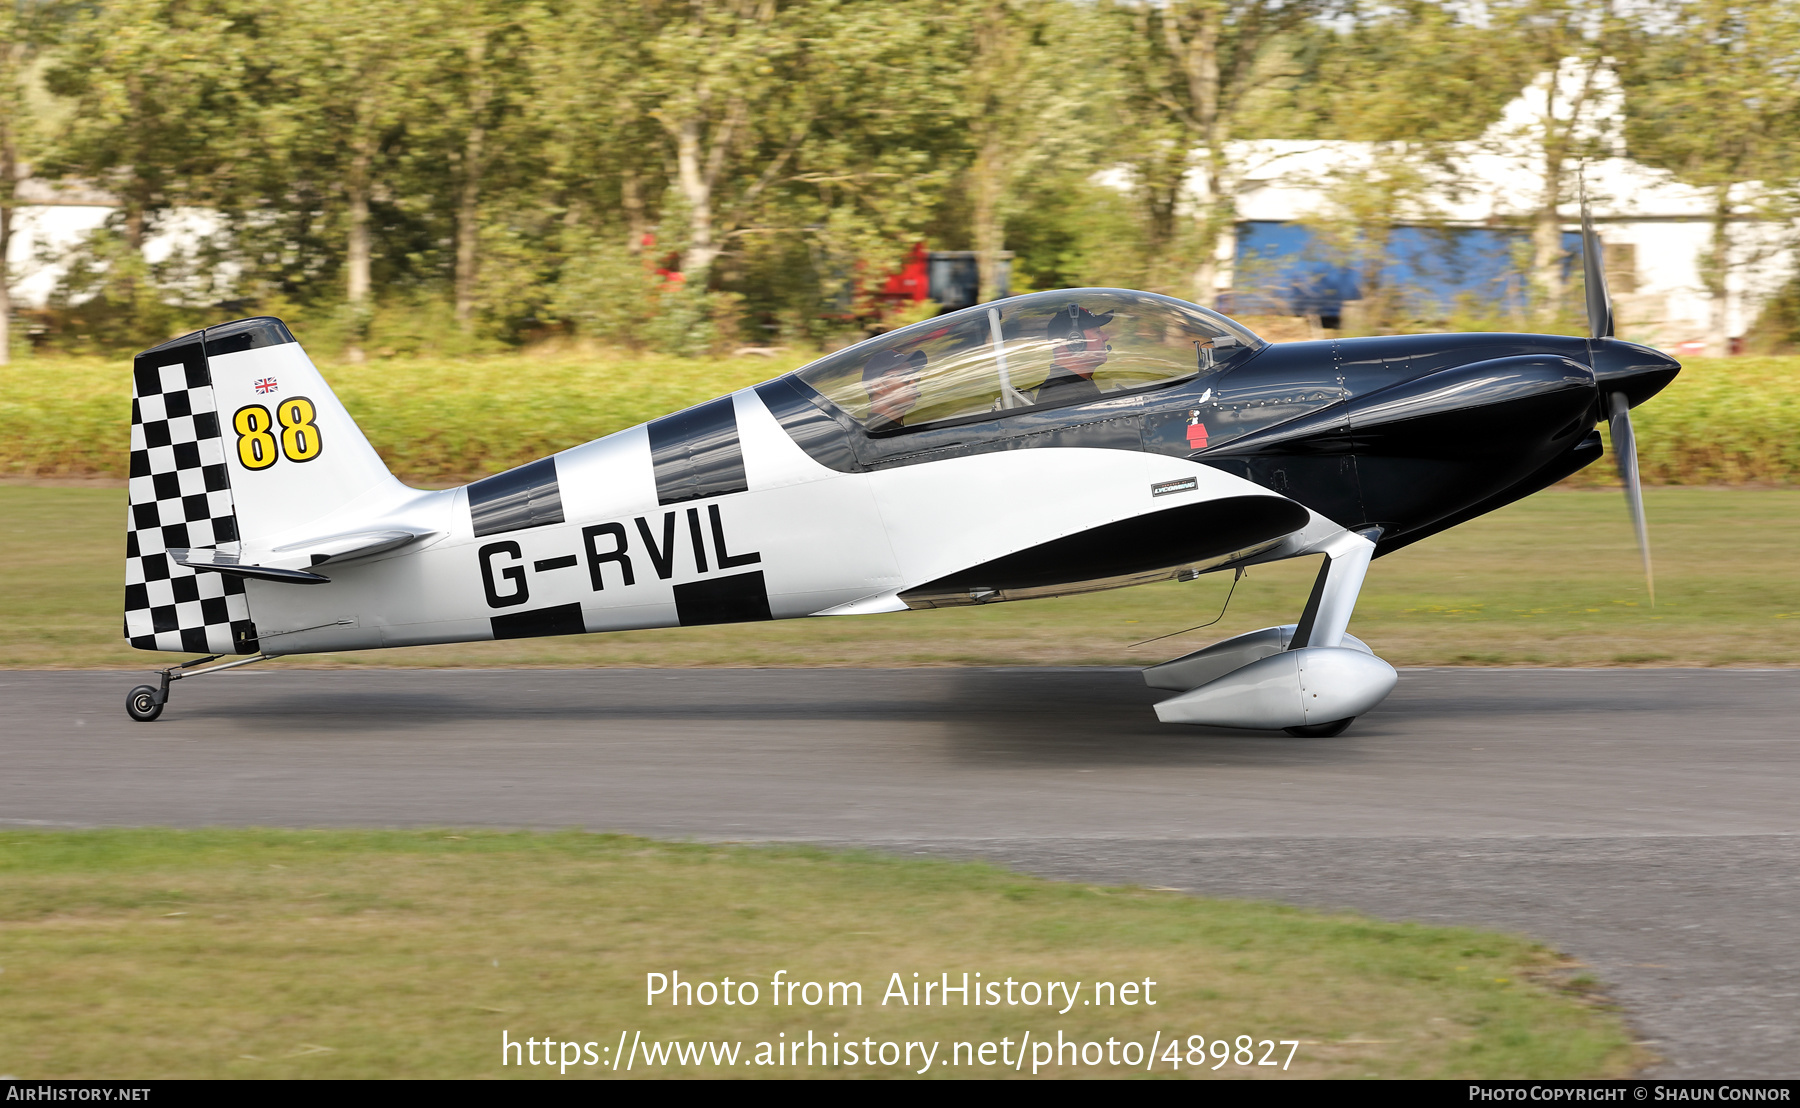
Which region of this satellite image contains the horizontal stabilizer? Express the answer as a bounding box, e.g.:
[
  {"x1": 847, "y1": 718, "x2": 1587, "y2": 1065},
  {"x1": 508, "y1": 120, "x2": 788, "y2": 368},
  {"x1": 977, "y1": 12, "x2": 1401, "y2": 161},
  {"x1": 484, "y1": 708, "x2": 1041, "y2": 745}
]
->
[
  {"x1": 271, "y1": 528, "x2": 436, "y2": 566},
  {"x1": 173, "y1": 548, "x2": 329, "y2": 584}
]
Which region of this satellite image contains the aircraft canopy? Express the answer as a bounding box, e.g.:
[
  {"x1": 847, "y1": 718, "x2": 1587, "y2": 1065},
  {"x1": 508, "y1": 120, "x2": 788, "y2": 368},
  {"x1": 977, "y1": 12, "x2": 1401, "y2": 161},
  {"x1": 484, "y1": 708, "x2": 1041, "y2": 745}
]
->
[{"x1": 795, "y1": 288, "x2": 1264, "y2": 432}]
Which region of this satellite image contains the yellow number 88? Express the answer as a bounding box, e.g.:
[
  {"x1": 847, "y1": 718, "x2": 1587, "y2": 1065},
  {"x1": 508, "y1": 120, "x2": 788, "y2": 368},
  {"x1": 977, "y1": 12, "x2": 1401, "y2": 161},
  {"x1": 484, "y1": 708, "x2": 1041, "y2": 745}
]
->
[
  {"x1": 276, "y1": 396, "x2": 322, "y2": 462},
  {"x1": 232, "y1": 404, "x2": 278, "y2": 470},
  {"x1": 232, "y1": 397, "x2": 324, "y2": 469}
]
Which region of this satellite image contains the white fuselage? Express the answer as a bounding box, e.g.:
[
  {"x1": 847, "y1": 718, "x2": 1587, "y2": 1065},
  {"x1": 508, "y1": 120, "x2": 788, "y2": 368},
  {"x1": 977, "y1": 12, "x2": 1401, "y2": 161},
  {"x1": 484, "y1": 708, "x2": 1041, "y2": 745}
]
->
[{"x1": 243, "y1": 387, "x2": 1318, "y2": 656}]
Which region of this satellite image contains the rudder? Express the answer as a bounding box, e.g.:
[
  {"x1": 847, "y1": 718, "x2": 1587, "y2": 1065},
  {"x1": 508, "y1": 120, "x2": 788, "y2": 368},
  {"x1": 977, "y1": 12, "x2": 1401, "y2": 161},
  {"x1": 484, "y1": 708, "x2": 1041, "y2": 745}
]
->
[{"x1": 124, "y1": 327, "x2": 255, "y2": 654}]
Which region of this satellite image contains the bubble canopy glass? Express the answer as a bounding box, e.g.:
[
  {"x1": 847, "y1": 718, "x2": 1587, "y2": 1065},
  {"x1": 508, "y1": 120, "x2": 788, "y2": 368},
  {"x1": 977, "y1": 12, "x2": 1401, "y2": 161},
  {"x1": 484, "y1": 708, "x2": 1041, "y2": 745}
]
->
[{"x1": 794, "y1": 288, "x2": 1266, "y2": 432}]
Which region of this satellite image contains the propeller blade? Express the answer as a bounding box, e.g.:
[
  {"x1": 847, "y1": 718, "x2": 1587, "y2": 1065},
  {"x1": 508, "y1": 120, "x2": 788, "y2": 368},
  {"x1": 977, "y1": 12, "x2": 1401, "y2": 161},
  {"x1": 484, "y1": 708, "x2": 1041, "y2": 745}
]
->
[
  {"x1": 1608, "y1": 391, "x2": 1654, "y2": 606},
  {"x1": 1580, "y1": 169, "x2": 1614, "y2": 340}
]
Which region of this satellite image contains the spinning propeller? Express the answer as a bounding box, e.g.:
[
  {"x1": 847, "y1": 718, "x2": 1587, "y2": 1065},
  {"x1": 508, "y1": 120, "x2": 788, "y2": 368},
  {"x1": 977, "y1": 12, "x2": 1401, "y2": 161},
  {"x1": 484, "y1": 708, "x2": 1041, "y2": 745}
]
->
[{"x1": 1580, "y1": 171, "x2": 1654, "y2": 605}]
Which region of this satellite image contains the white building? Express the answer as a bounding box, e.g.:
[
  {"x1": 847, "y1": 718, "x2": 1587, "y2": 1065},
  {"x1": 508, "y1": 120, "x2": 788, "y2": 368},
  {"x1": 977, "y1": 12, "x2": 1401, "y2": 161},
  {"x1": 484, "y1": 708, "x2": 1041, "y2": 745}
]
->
[
  {"x1": 5, "y1": 175, "x2": 221, "y2": 316},
  {"x1": 1201, "y1": 61, "x2": 1797, "y2": 352}
]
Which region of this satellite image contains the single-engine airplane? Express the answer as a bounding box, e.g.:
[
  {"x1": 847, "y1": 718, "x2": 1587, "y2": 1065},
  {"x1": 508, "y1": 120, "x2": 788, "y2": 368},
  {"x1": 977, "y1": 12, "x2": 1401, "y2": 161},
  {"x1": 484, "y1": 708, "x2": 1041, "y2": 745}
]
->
[{"x1": 123, "y1": 194, "x2": 1676, "y2": 734}]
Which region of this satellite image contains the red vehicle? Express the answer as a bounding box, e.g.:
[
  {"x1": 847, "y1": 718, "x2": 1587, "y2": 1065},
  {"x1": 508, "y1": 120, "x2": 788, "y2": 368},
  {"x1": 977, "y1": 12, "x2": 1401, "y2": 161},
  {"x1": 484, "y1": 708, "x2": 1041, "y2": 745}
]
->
[{"x1": 876, "y1": 244, "x2": 1010, "y2": 316}]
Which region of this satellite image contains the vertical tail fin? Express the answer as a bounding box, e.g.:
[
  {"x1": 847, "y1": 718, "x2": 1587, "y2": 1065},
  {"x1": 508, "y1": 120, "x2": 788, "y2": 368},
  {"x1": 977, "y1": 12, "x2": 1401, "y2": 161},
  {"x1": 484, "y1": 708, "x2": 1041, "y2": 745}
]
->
[{"x1": 125, "y1": 317, "x2": 403, "y2": 654}]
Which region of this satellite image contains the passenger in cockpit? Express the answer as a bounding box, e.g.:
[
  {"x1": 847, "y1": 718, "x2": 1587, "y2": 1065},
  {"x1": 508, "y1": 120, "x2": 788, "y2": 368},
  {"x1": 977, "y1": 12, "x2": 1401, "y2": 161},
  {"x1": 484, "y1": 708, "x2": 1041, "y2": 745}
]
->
[
  {"x1": 1032, "y1": 304, "x2": 1114, "y2": 407},
  {"x1": 862, "y1": 348, "x2": 927, "y2": 433}
]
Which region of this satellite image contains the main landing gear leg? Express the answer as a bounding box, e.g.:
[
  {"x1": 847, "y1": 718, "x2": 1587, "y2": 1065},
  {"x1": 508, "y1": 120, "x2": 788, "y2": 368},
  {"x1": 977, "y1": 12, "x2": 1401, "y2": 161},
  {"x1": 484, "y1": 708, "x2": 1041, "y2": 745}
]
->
[
  {"x1": 126, "y1": 653, "x2": 272, "y2": 722},
  {"x1": 1283, "y1": 529, "x2": 1379, "y2": 736},
  {"x1": 1290, "y1": 529, "x2": 1378, "y2": 652}
]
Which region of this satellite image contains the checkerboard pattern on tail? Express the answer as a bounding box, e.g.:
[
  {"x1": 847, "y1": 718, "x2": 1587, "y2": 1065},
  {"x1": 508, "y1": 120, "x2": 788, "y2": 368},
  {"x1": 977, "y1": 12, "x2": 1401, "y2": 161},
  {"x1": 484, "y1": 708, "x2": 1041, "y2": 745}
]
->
[{"x1": 124, "y1": 333, "x2": 259, "y2": 654}]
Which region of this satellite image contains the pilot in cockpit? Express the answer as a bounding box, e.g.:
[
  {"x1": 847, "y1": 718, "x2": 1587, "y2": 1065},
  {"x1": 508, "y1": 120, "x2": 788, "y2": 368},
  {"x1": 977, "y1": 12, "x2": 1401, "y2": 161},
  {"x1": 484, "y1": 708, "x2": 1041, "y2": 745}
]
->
[
  {"x1": 1032, "y1": 304, "x2": 1114, "y2": 407},
  {"x1": 862, "y1": 348, "x2": 928, "y2": 433}
]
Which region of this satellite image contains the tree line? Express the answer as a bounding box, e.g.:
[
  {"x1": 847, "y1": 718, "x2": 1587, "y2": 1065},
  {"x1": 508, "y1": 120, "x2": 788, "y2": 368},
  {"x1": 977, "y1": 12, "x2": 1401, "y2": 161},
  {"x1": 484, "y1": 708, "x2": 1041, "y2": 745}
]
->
[{"x1": 0, "y1": 0, "x2": 1796, "y2": 363}]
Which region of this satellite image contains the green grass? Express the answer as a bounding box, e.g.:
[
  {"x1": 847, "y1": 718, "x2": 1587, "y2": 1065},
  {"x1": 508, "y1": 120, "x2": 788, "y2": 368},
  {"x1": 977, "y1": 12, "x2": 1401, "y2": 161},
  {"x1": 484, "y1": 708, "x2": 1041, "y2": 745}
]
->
[
  {"x1": 5, "y1": 483, "x2": 1796, "y2": 668},
  {"x1": 2, "y1": 349, "x2": 1797, "y2": 485},
  {"x1": 0, "y1": 830, "x2": 1640, "y2": 1079}
]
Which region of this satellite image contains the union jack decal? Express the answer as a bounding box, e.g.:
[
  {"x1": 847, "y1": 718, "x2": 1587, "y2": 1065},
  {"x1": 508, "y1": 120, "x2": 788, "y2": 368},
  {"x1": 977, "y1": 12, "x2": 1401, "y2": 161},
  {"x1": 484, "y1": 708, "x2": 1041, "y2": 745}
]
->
[{"x1": 254, "y1": 378, "x2": 279, "y2": 395}]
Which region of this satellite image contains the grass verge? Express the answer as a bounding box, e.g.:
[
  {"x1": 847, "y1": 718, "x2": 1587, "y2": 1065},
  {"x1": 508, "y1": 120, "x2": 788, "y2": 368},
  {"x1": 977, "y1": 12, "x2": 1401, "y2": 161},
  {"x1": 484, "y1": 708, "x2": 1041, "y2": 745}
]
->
[
  {"x1": 0, "y1": 829, "x2": 1640, "y2": 1079},
  {"x1": 5, "y1": 485, "x2": 1798, "y2": 667}
]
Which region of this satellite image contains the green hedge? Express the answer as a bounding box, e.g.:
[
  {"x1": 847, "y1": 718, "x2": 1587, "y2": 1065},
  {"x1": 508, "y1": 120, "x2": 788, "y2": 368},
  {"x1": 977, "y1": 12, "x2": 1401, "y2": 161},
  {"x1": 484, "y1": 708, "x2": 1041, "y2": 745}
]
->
[
  {"x1": 3, "y1": 350, "x2": 1795, "y2": 486},
  {"x1": 0, "y1": 349, "x2": 810, "y2": 485},
  {"x1": 1570, "y1": 357, "x2": 1800, "y2": 487}
]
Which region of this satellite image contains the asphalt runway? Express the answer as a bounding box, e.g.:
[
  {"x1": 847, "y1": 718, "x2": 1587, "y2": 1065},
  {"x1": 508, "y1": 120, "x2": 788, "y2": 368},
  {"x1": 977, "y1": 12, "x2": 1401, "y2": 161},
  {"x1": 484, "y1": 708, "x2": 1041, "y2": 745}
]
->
[{"x1": 5, "y1": 666, "x2": 1797, "y2": 1077}]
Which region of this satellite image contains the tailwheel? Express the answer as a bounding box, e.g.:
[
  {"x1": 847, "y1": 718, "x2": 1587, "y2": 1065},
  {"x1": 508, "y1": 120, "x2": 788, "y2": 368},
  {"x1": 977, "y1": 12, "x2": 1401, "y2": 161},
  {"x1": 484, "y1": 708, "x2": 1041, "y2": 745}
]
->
[
  {"x1": 1284, "y1": 716, "x2": 1354, "y2": 738},
  {"x1": 123, "y1": 653, "x2": 271, "y2": 722},
  {"x1": 126, "y1": 684, "x2": 164, "y2": 723}
]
